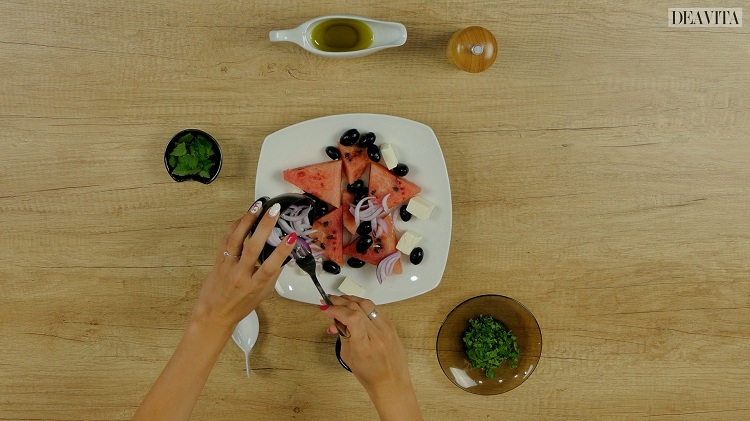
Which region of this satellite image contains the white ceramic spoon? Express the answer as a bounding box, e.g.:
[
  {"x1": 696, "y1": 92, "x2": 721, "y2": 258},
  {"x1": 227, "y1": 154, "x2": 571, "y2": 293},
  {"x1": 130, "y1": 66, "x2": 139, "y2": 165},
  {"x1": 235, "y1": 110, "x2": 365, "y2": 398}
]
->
[{"x1": 231, "y1": 311, "x2": 259, "y2": 378}]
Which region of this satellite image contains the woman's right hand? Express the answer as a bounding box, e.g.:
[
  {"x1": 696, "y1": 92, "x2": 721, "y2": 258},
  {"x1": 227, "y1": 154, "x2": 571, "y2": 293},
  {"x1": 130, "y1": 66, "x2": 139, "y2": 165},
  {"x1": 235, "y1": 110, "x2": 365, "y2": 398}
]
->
[{"x1": 321, "y1": 295, "x2": 422, "y2": 421}]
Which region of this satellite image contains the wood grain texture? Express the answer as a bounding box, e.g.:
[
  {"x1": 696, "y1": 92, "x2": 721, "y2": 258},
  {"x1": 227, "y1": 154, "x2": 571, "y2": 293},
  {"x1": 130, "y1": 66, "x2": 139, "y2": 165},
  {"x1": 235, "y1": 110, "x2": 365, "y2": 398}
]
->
[{"x1": 1, "y1": 1, "x2": 749, "y2": 420}]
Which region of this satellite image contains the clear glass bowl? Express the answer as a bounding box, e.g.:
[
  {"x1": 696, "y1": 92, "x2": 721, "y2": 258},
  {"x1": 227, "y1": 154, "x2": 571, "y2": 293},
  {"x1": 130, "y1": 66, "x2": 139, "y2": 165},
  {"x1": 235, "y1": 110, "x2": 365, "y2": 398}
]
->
[{"x1": 436, "y1": 294, "x2": 542, "y2": 395}]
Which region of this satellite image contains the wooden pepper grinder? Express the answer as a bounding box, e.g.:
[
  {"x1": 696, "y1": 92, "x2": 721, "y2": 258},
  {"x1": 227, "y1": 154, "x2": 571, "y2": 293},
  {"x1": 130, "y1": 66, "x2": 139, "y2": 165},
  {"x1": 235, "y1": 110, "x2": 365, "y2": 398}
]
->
[{"x1": 446, "y1": 26, "x2": 498, "y2": 73}]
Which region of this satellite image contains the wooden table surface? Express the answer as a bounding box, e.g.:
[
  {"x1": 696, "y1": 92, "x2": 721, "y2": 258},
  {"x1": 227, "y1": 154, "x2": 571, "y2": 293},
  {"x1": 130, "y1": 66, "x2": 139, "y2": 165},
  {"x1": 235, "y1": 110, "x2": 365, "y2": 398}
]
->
[{"x1": 2, "y1": 1, "x2": 749, "y2": 420}]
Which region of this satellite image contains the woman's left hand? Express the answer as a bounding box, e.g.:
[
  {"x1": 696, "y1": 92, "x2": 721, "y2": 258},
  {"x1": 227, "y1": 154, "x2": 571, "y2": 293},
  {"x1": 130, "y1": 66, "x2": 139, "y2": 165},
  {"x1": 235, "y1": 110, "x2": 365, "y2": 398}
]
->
[
  {"x1": 134, "y1": 200, "x2": 297, "y2": 421},
  {"x1": 191, "y1": 200, "x2": 296, "y2": 332}
]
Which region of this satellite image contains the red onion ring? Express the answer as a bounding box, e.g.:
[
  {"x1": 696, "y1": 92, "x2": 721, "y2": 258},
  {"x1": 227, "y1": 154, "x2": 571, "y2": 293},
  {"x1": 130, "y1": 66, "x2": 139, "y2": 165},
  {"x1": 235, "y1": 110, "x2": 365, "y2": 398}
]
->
[
  {"x1": 375, "y1": 252, "x2": 400, "y2": 284},
  {"x1": 381, "y1": 193, "x2": 392, "y2": 213},
  {"x1": 354, "y1": 196, "x2": 375, "y2": 227},
  {"x1": 281, "y1": 205, "x2": 312, "y2": 222}
]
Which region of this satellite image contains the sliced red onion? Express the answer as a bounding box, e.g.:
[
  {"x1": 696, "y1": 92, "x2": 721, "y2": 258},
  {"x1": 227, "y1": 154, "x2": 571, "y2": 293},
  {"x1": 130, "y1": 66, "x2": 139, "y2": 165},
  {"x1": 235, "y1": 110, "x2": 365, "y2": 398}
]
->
[
  {"x1": 296, "y1": 237, "x2": 312, "y2": 252},
  {"x1": 384, "y1": 252, "x2": 398, "y2": 274},
  {"x1": 277, "y1": 218, "x2": 295, "y2": 234},
  {"x1": 381, "y1": 193, "x2": 392, "y2": 213},
  {"x1": 373, "y1": 217, "x2": 389, "y2": 238},
  {"x1": 358, "y1": 204, "x2": 381, "y2": 221},
  {"x1": 376, "y1": 262, "x2": 387, "y2": 284},
  {"x1": 266, "y1": 227, "x2": 283, "y2": 247},
  {"x1": 292, "y1": 219, "x2": 312, "y2": 232},
  {"x1": 266, "y1": 236, "x2": 281, "y2": 247},
  {"x1": 281, "y1": 206, "x2": 312, "y2": 222},
  {"x1": 354, "y1": 196, "x2": 375, "y2": 227},
  {"x1": 375, "y1": 252, "x2": 400, "y2": 284}
]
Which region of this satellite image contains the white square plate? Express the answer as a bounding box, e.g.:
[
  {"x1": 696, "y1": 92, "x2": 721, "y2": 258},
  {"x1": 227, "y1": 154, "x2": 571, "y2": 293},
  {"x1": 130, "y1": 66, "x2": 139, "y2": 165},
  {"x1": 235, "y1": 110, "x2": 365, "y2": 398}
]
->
[{"x1": 255, "y1": 114, "x2": 452, "y2": 305}]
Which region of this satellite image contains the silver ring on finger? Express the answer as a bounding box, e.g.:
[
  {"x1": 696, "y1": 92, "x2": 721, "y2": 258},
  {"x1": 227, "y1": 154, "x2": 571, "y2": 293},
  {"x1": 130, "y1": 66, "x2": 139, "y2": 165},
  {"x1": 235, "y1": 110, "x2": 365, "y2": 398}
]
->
[
  {"x1": 223, "y1": 250, "x2": 240, "y2": 259},
  {"x1": 367, "y1": 308, "x2": 378, "y2": 320}
]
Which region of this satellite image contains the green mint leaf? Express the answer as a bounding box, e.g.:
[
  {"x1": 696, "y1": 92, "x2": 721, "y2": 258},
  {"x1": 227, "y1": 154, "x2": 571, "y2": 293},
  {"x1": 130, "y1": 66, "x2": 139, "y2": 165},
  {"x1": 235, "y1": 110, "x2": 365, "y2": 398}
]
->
[
  {"x1": 199, "y1": 138, "x2": 214, "y2": 157},
  {"x1": 168, "y1": 132, "x2": 218, "y2": 178},
  {"x1": 178, "y1": 133, "x2": 193, "y2": 144},
  {"x1": 188, "y1": 141, "x2": 200, "y2": 157},
  {"x1": 172, "y1": 164, "x2": 192, "y2": 176},
  {"x1": 170, "y1": 142, "x2": 187, "y2": 157},
  {"x1": 171, "y1": 154, "x2": 200, "y2": 176}
]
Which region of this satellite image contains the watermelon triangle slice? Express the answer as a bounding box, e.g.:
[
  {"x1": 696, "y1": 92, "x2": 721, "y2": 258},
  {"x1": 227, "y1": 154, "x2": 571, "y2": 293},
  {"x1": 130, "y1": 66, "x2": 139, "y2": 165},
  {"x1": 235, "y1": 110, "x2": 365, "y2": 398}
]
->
[
  {"x1": 343, "y1": 215, "x2": 402, "y2": 274},
  {"x1": 368, "y1": 162, "x2": 421, "y2": 210},
  {"x1": 338, "y1": 144, "x2": 369, "y2": 183},
  {"x1": 341, "y1": 190, "x2": 359, "y2": 235},
  {"x1": 308, "y1": 207, "x2": 343, "y2": 266},
  {"x1": 283, "y1": 160, "x2": 342, "y2": 208}
]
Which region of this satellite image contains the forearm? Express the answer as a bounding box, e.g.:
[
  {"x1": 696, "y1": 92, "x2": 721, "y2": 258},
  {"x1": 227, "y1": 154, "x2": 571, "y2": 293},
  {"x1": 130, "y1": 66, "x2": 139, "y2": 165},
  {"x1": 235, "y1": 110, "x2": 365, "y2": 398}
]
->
[
  {"x1": 368, "y1": 382, "x2": 423, "y2": 421},
  {"x1": 133, "y1": 318, "x2": 232, "y2": 421}
]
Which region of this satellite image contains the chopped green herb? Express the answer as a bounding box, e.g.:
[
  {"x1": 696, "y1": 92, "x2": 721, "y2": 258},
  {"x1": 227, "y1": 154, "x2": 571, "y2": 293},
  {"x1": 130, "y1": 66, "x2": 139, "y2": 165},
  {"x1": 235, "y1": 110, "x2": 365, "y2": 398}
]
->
[
  {"x1": 463, "y1": 314, "x2": 520, "y2": 379},
  {"x1": 168, "y1": 133, "x2": 216, "y2": 178}
]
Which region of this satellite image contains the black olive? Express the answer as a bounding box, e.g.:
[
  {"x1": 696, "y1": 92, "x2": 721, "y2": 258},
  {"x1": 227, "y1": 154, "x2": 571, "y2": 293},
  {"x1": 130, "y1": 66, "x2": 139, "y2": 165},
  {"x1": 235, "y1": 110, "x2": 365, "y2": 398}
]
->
[
  {"x1": 325, "y1": 146, "x2": 341, "y2": 160},
  {"x1": 323, "y1": 260, "x2": 341, "y2": 274},
  {"x1": 304, "y1": 193, "x2": 329, "y2": 220},
  {"x1": 356, "y1": 220, "x2": 372, "y2": 236},
  {"x1": 347, "y1": 179, "x2": 364, "y2": 193},
  {"x1": 358, "y1": 132, "x2": 376, "y2": 147},
  {"x1": 367, "y1": 144, "x2": 381, "y2": 162},
  {"x1": 410, "y1": 247, "x2": 424, "y2": 265},
  {"x1": 347, "y1": 257, "x2": 366, "y2": 268},
  {"x1": 340, "y1": 128, "x2": 360, "y2": 146},
  {"x1": 356, "y1": 235, "x2": 373, "y2": 253},
  {"x1": 316, "y1": 202, "x2": 329, "y2": 218},
  {"x1": 399, "y1": 205, "x2": 412, "y2": 222},
  {"x1": 353, "y1": 191, "x2": 367, "y2": 205},
  {"x1": 392, "y1": 163, "x2": 409, "y2": 177}
]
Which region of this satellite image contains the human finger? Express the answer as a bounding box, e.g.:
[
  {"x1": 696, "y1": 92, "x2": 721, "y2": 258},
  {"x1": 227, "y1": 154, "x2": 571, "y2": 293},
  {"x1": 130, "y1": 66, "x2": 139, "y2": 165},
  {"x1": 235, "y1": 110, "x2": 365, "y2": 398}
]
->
[
  {"x1": 225, "y1": 200, "x2": 265, "y2": 257},
  {"x1": 339, "y1": 295, "x2": 378, "y2": 316},
  {"x1": 217, "y1": 215, "x2": 245, "y2": 259},
  {"x1": 239, "y1": 203, "x2": 281, "y2": 266},
  {"x1": 329, "y1": 295, "x2": 375, "y2": 317},
  {"x1": 325, "y1": 321, "x2": 349, "y2": 336},
  {"x1": 321, "y1": 302, "x2": 371, "y2": 341},
  {"x1": 249, "y1": 232, "x2": 296, "y2": 282}
]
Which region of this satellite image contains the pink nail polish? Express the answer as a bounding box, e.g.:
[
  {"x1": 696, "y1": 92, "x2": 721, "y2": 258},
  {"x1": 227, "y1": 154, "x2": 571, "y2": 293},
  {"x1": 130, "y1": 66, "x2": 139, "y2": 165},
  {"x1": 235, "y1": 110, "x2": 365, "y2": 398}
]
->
[
  {"x1": 286, "y1": 232, "x2": 298, "y2": 245},
  {"x1": 319, "y1": 305, "x2": 329, "y2": 311}
]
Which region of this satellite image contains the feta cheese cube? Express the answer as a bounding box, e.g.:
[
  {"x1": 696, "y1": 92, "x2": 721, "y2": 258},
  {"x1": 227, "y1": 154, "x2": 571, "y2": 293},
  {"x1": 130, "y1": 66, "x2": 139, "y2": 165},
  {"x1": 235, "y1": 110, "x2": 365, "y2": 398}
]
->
[
  {"x1": 338, "y1": 277, "x2": 366, "y2": 297},
  {"x1": 380, "y1": 142, "x2": 399, "y2": 170},
  {"x1": 396, "y1": 230, "x2": 423, "y2": 255},
  {"x1": 406, "y1": 196, "x2": 435, "y2": 220}
]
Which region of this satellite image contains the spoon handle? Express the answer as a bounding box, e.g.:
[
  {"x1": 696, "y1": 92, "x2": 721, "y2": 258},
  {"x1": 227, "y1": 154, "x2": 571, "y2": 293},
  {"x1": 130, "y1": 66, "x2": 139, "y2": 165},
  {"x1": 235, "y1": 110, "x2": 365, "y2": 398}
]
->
[{"x1": 244, "y1": 351, "x2": 251, "y2": 378}]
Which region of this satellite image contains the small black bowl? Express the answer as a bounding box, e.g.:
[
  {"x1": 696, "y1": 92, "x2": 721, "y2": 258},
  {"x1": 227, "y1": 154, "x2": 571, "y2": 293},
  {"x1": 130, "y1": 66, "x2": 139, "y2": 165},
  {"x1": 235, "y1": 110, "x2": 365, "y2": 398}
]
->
[
  {"x1": 164, "y1": 129, "x2": 222, "y2": 184},
  {"x1": 249, "y1": 193, "x2": 315, "y2": 265}
]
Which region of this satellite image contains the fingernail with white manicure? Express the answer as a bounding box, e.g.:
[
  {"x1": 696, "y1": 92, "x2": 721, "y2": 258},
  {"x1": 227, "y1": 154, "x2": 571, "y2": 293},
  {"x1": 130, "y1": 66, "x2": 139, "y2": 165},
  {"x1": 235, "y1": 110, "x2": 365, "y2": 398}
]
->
[
  {"x1": 248, "y1": 200, "x2": 262, "y2": 214},
  {"x1": 268, "y1": 203, "x2": 281, "y2": 217}
]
